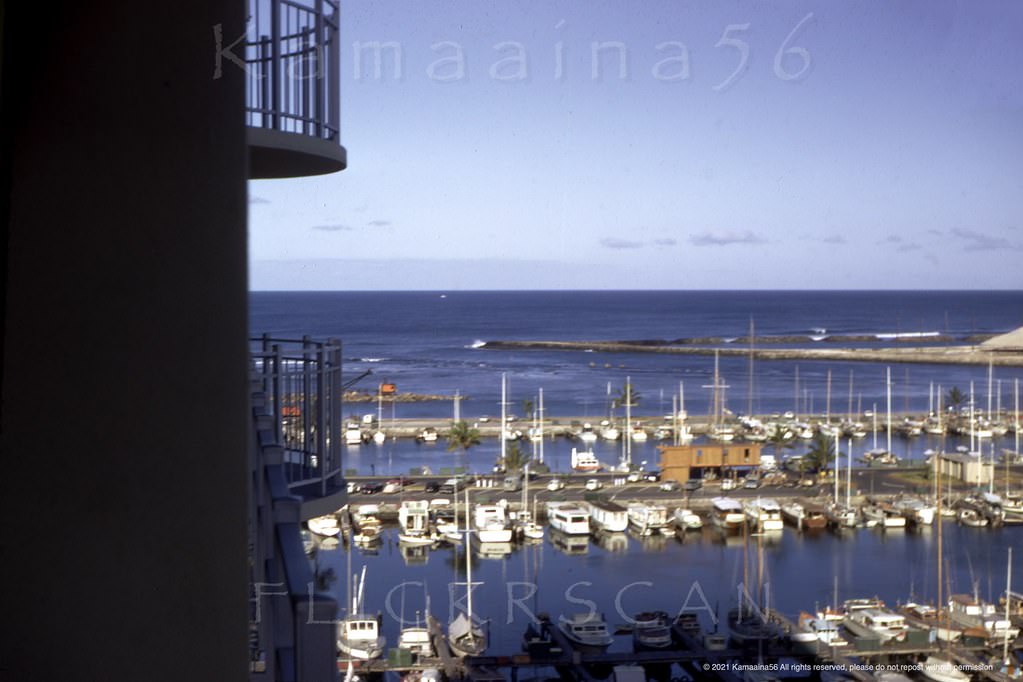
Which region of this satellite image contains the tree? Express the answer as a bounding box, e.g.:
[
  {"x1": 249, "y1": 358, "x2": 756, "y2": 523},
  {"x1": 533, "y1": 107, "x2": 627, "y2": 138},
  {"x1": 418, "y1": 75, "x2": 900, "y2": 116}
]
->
[
  {"x1": 446, "y1": 420, "x2": 481, "y2": 452},
  {"x1": 498, "y1": 442, "x2": 529, "y2": 473},
  {"x1": 613, "y1": 380, "x2": 641, "y2": 411},
  {"x1": 946, "y1": 386, "x2": 966, "y2": 411},
  {"x1": 522, "y1": 398, "x2": 535, "y2": 421},
  {"x1": 802, "y1": 432, "x2": 839, "y2": 474},
  {"x1": 767, "y1": 426, "x2": 793, "y2": 462}
]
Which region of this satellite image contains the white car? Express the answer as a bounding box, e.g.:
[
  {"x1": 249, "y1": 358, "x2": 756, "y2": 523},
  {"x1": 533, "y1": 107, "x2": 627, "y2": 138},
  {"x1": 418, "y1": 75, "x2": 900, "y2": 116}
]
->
[
  {"x1": 547, "y1": 478, "x2": 565, "y2": 492},
  {"x1": 584, "y1": 479, "x2": 603, "y2": 491},
  {"x1": 720, "y1": 478, "x2": 737, "y2": 491},
  {"x1": 626, "y1": 471, "x2": 642, "y2": 483}
]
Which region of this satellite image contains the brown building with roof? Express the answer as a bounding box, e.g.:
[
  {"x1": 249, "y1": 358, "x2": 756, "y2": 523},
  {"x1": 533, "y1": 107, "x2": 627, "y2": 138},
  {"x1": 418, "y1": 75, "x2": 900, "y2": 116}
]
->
[{"x1": 658, "y1": 443, "x2": 762, "y2": 483}]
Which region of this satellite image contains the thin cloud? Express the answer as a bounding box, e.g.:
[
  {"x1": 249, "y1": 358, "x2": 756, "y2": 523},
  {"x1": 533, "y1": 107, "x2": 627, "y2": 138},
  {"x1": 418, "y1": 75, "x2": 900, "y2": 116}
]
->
[
  {"x1": 927, "y1": 228, "x2": 943, "y2": 236},
  {"x1": 882, "y1": 235, "x2": 903, "y2": 244},
  {"x1": 653, "y1": 238, "x2": 677, "y2": 247},
  {"x1": 600, "y1": 237, "x2": 644, "y2": 249},
  {"x1": 897, "y1": 242, "x2": 922, "y2": 252},
  {"x1": 249, "y1": 196, "x2": 269, "y2": 204},
  {"x1": 311, "y1": 224, "x2": 352, "y2": 232},
  {"x1": 822, "y1": 234, "x2": 845, "y2": 244},
  {"x1": 367, "y1": 219, "x2": 392, "y2": 228},
  {"x1": 689, "y1": 230, "x2": 765, "y2": 247},
  {"x1": 951, "y1": 227, "x2": 1020, "y2": 251}
]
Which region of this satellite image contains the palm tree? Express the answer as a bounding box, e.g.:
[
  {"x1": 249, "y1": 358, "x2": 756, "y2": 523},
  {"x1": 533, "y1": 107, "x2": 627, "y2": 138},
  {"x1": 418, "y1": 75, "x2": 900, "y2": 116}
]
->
[
  {"x1": 447, "y1": 420, "x2": 481, "y2": 452},
  {"x1": 498, "y1": 442, "x2": 530, "y2": 473},
  {"x1": 612, "y1": 380, "x2": 641, "y2": 412},
  {"x1": 522, "y1": 398, "x2": 535, "y2": 422},
  {"x1": 946, "y1": 386, "x2": 966, "y2": 411},
  {"x1": 802, "y1": 432, "x2": 839, "y2": 474},
  {"x1": 767, "y1": 426, "x2": 793, "y2": 463}
]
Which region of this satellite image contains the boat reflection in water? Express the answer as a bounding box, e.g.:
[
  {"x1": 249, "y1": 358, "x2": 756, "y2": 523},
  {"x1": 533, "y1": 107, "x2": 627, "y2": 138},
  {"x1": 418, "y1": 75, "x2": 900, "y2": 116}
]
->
[
  {"x1": 592, "y1": 529, "x2": 629, "y2": 553},
  {"x1": 548, "y1": 527, "x2": 589, "y2": 555}
]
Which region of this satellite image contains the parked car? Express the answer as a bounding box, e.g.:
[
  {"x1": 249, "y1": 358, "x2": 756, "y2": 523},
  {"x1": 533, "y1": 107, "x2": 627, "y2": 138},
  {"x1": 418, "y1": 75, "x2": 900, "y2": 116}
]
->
[
  {"x1": 438, "y1": 478, "x2": 463, "y2": 495},
  {"x1": 382, "y1": 479, "x2": 405, "y2": 494},
  {"x1": 547, "y1": 478, "x2": 565, "y2": 492},
  {"x1": 683, "y1": 479, "x2": 702, "y2": 492},
  {"x1": 423, "y1": 480, "x2": 441, "y2": 493},
  {"x1": 585, "y1": 479, "x2": 603, "y2": 491},
  {"x1": 743, "y1": 477, "x2": 761, "y2": 490},
  {"x1": 360, "y1": 482, "x2": 384, "y2": 494},
  {"x1": 660, "y1": 480, "x2": 681, "y2": 492},
  {"x1": 643, "y1": 471, "x2": 661, "y2": 482},
  {"x1": 720, "y1": 478, "x2": 737, "y2": 491},
  {"x1": 626, "y1": 471, "x2": 643, "y2": 483}
]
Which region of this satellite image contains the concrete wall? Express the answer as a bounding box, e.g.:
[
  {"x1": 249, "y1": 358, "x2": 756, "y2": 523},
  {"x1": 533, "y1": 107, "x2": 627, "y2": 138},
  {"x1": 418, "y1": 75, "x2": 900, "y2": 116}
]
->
[{"x1": 1, "y1": 2, "x2": 249, "y2": 679}]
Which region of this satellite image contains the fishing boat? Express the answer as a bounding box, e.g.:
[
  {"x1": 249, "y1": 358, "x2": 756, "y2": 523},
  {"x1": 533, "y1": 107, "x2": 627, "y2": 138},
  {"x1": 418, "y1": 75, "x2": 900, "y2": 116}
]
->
[
  {"x1": 473, "y1": 503, "x2": 513, "y2": 543},
  {"x1": 449, "y1": 491, "x2": 488, "y2": 658},
  {"x1": 546, "y1": 502, "x2": 591, "y2": 535},
  {"x1": 711, "y1": 497, "x2": 746, "y2": 530},
  {"x1": 337, "y1": 566, "x2": 386, "y2": 660},
  {"x1": 558, "y1": 612, "x2": 614, "y2": 653},
  {"x1": 570, "y1": 447, "x2": 601, "y2": 472},
  {"x1": 673, "y1": 507, "x2": 703, "y2": 531},
  {"x1": 345, "y1": 421, "x2": 365, "y2": 445},
  {"x1": 744, "y1": 498, "x2": 784, "y2": 532},
  {"x1": 626, "y1": 502, "x2": 669, "y2": 535},
  {"x1": 416, "y1": 427, "x2": 438, "y2": 443},
  {"x1": 947, "y1": 594, "x2": 1020, "y2": 642},
  {"x1": 862, "y1": 502, "x2": 906, "y2": 528},
  {"x1": 587, "y1": 500, "x2": 629, "y2": 533},
  {"x1": 798, "y1": 612, "x2": 847, "y2": 647},
  {"x1": 632, "y1": 611, "x2": 673, "y2": 651},
  {"x1": 398, "y1": 500, "x2": 436, "y2": 546}
]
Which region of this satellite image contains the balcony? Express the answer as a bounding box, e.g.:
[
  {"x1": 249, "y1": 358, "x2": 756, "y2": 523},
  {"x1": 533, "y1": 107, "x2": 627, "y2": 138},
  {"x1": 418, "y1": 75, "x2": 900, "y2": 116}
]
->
[
  {"x1": 249, "y1": 336, "x2": 346, "y2": 681},
  {"x1": 246, "y1": 0, "x2": 347, "y2": 179}
]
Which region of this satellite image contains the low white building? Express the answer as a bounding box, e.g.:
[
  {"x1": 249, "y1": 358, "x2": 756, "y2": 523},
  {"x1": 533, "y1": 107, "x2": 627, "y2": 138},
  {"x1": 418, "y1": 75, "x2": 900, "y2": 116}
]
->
[{"x1": 937, "y1": 451, "x2": 993, "y2": 485}]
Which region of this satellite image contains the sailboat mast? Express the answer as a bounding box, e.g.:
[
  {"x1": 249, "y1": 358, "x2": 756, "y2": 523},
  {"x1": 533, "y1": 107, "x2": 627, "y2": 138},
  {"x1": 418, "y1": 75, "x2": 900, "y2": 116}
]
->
[
  {"x1": 1005, "y1": 547, "x2": 1013, "y2": 666},
  {"x1": 970, "y1": 381, "x2": 976, "y2": 454},
  {"x1": 834, "y1": 430, "x2": 840, "y2": 504},
  {"x1": 848, "y1": 371, "x2": 854, "y2": 424},
  {"x1": 464, "y1": 488, "x2": 473, "y2": 625},
  {"x1": 538, "y1": 388, "x2": 545, "y2": 465},
  {"x1": 886, "y1": 367, "x2": 893, "y2": 455},
  {"x1": 748, "y1": 317, "x2": 755, "y2": 417},
  {"x1": 826, "y1": 369, "x2": 832, "y2": 425},
  {"x1": 846, "y1": 437, "x2": 852, "y2": 508},
  {"x1": 500, "y1": 373, "x2": 507, "y2": 465},
  {"x1": 1015, "y1": 378, "x2": 1020, "y2": 460},
  {"x1": 987, "y1": 356, "x2": 993, "y2": 420},
  {"x1": 626, "y1": 375, "x2": 632, "y2": 467},
  {"x1": 794, "y1": 366, "x2": 800, "y2": 421},
  {"x1": 936, "y1": 451, "x2": 942, "y2": 610}
]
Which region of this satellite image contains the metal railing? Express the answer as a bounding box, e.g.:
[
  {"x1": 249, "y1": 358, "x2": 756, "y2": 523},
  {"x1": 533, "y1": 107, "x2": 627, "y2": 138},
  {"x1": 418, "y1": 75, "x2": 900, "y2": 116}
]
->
[
  {"x1": 251, "y1": 335, "x2": 343, "y2": 494},
  {"x1": 246, "y1": 0, "x2": 340, "y2": 143}
]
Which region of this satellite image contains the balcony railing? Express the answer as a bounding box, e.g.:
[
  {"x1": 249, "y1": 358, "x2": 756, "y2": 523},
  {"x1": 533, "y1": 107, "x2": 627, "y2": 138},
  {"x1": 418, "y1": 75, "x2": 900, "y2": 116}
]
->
[
  {"x1": 251, "y1": 335, "x2": 344, "y2": 497},
  {"x1": 249, "y1": 336, "x2": 345, "y2": 681},
  {"x1": 246, "y1": 0, "x2": 346, "y2": 178}
]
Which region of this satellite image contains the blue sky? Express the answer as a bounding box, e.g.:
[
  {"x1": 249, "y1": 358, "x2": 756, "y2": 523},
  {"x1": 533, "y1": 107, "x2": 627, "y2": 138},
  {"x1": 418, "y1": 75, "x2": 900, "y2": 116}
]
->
[{"x1": 249, "y1": 0, "x2": 1023, "y2": 290}]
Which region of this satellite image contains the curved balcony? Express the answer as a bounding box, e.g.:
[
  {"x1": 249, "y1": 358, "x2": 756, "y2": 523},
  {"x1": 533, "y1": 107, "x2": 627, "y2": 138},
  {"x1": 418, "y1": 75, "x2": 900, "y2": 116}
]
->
[{"x1": 246, "y1": 0, "x2": 347, "y2": 179}]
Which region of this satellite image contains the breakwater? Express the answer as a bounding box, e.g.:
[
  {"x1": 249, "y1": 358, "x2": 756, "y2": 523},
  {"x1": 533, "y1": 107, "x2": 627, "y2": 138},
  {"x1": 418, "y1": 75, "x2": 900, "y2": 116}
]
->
[{"x1": 478, "y1": 340, "x2": 1023, "y2": 367}]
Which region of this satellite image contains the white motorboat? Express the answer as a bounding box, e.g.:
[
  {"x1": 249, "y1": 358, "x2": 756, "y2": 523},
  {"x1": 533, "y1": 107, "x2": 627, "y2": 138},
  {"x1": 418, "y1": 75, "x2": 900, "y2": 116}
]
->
[
  {"x1": 558, "y1": 612, "x2": 614, "y2": 653},
  {"x1": 398, "y1": 620, "x2": 434, "y2": 658},
  {"x1": 893, "y1": 497, "x2": 935, "y2": 526},
  {"x1": 825, "y1": 502, "x2": 858, "y2": 529},
  {"x1": 576, "y1": 423, "x2": 598, "y2": 443},
  {"x1": 798, "y1": 612, "x2": 846, "y2": 647},
  {"x1": 337, "y1": 567, "x2": 386, "y2": 660},
  {"x1": 711, "y1": 497, "x2": 745, "y2": 530},
  {"x1": 599, "y1": 422, "x2": 620, "y2": 441},
  {"x1": 546, "y1": 502, "x2": 591, "y2": 535},
  {"x1": 351, "y1": 504, "x2": 383, "y2": 545},
  {"x1": 372, "y1": 430, "x2": 386, "y2": 444},
  {"x1": 345, "y1": 422, "x2": 365, "y2": 445},
  {"x1": 920, "y1": 655, "x2": 971, "y2": 682},
  {"x1": 417, "y1": 427, "x2": 438, "y2": 443},
  {"x1": 672, "y1": 507, "x2": 703, "y2": 531},
  {"x1": 570, "y1": 447, "x2": 601, "y2": 472},
  {"x1": 630, "y1": 425, "x2": 648, "y2": 442},
  {"x1": 473, "y1": 504, "x2": 513, "y2": 543},
  {"x1": 957, "y1": 507, "x2": 988, "y2": 527},
  {"x1": 627, "y1": 503, "x2": 669, "y2": 535},
  {"x1": 744, "y1": 498, "x2": 784, "y2": 532},
  {"x1": 513, "y1": 510, "x2": 545, "y2": 541},
  {"x1": 587, "y1": 500, "x2": 629, "y2": 533},
  {"x1": 307, "y1": 513, "x2": 341, "y2": 537}
]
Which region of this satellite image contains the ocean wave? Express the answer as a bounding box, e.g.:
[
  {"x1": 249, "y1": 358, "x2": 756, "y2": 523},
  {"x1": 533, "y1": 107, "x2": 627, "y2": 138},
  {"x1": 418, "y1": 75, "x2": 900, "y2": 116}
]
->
[
  {"x1": 467, "y1": 340, "x2": 487, "y2": 349},
  {"x1": 874, "y1": 331, "x2": 940, "y2": 340},
  {"x1": 811, "y1": 327, "x2": 827, "y2": 335},
  {"x1": 358, "y1": 357, "x2": 387, "y2": 363},
  {"x1": 809, "y1": 335, "x2": 828, "y2": 342}
]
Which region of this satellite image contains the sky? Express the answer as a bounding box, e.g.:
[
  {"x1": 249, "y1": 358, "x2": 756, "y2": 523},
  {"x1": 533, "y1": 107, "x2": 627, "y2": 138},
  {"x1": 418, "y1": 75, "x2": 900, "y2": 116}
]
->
[{"x1": 249, "y1": 0, "x2": 1023, "y2": 290}]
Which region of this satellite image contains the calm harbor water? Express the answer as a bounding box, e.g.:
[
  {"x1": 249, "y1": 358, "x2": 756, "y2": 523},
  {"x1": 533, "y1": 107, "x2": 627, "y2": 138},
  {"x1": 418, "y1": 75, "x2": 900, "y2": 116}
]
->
[
  {"x1": 254, "y1": 291, "x2": 1022, "y2": 670},
  {"x1": 313, "y1": 521, "x2": 1021, "y2": 661}
]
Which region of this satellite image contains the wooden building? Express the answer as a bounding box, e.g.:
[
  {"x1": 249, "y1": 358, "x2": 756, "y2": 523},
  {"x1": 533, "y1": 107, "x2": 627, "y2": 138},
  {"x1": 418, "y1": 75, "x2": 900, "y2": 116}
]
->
[{"x1": 658, "y1": 443, "x2": 762, "y2": 483}]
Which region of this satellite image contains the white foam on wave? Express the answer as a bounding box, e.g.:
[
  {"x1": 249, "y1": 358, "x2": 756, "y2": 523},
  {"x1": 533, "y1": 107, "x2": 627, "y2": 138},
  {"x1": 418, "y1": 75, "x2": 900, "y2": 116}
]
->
[
  {"x1": 874, "y1": 331, "x2": 940, "y2": 340},
  {"x1": 467, "y1": 340, "x2": 486, "y2": 349},
  {"x1": 358, "y1": 357, "x2": 386, "y2": 363}
]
